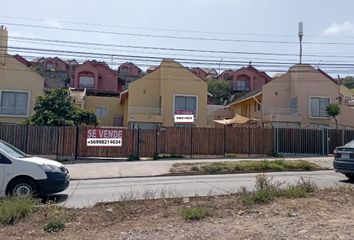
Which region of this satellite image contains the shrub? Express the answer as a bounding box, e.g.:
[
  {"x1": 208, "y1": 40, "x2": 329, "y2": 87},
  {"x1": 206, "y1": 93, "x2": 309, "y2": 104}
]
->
[
  {"x1": 255, "y1": 174, "x2": 281, "y2": 190},
  {"x1": 43, "y1": 218, "x2": 65, "y2": 233},
  {"x1": 181, "y1": 207, "x2": 209, "y2": 221},
  {"x1": 272, "y1": 153, "x2": 284, "y2": 158},
  {"x1": 200, "y1": 160, "x2": 321, "y2": 174},
  {"x1": 153, "y1": 153, "x2": 184, "y2": 160},
  {"x1": 190, "y1": 166, "x2": 200, "y2": 171},
  {"x1": 282, "y1": 160, "x2": 317, "y2": 171},
  {"x1": 296, "y1": 177, "x2": 318, "y2": 193},
  {"x1": 241, "y1": 175, "x2": 318, "y2": 206},
  {"x1": 128, "y1": 155, "x2": 140, "y2": 161},
  {"x1": 280, "y1": 186, "x2": 307, "y2": 198},
  {"x1": 0, "y1": 197, "x2": 38, "y2": 225},
  {"x1": 243, "y1": 187, "x2": 278, "y2": 205},
  {"x1": 42, "y1": 205, "x2": 71, "y2": 233}
]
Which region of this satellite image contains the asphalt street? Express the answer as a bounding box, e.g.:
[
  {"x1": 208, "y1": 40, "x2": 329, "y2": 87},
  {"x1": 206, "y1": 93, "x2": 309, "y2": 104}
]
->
[{"x1": 58, "y1": 170, "x2": 351, "y2": 208}]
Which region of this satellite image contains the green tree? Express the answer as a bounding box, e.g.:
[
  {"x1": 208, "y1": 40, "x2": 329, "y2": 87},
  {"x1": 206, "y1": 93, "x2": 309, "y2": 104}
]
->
[
  {"x1": 343, "y1": 76, "x2": 354, "y2": 89},
  {"x1": 326, "y1": 103, "x2": 341, "y2": 130},
  {"x1": 207, "y1": 80, "x2": 231, "y2": 105},
  {"x1": 25, "y1": 89, "x2": 98, "y2": 126}
]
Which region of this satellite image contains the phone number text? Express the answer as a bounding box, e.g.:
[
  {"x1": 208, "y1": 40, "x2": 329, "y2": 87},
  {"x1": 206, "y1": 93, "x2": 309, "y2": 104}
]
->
[{"x1": 87, "y1": 138, "x2": 122, "y2": 146}]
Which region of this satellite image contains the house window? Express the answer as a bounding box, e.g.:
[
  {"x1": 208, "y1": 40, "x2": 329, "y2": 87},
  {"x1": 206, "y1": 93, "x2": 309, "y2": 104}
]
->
[
  {"x1": 290, "y1": 97, "x2": 298, "y2": 110},
  {"x1": 46, "y1": 62, "x2": 54, "y2": 70},
  {"x1": 233, "y1": 80, "x2": 249, "y2": 91},
  {"x1": 95, "y1": 107, "x2": 108, "y2": 119},
  {"x1": 223, "y1": 73, "x2": 232, "y2": 80},
  {"x1": 119, "y1": 66, "x2": 129, "y2": 76},
  {"x1": 79, "y1": 75, "x2": 95, "y2": 88},
  {"x1": 310, "y1": 97, "x2": 330, "y2": 117},
  {"x1": 174, "y1": 95, "x2": 197, "y2": 116},
  {"x1": 0, "y1": 91, "x2": 29, "y2": 116}
]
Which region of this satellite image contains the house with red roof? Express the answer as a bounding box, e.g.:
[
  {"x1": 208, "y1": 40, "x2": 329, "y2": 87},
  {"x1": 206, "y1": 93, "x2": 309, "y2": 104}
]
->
[{"x1": 218, "y1": 64, "x2": 271, "y2": 93}]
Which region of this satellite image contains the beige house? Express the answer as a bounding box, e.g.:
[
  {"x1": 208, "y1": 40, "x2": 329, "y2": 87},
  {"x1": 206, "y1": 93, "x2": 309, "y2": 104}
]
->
[
  {"x1": 69, "y1": 88, "x2": 125, "y2": 127},
  {"x1": 227, "y1": 64, "x2": 354, "y2": 129},
  {"x1": 0, "y1": 26, "x2": 44, "y2": 124},
  {"x1": 120, "y1": 59, "x2": 208, "y2": 128}
]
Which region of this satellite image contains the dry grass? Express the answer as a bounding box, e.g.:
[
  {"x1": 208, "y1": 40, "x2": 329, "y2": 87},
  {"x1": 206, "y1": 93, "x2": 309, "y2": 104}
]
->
[{"x1": 170, "y1": 160, "x2": 324, "y2": 175}]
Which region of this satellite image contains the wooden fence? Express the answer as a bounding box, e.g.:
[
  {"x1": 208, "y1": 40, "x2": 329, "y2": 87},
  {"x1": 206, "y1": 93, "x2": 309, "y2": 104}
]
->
[{"x1": 0, "y1": 124, "x2": 353, "y2": 159}]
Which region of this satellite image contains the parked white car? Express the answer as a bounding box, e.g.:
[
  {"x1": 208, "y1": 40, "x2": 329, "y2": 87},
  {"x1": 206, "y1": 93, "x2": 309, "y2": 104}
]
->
[{"x1": 0, "y1": 140, "x2": 70, "y2": 198}]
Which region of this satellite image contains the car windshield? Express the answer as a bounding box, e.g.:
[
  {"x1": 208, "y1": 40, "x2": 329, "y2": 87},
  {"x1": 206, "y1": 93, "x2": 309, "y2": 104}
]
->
[
  {"x1": 0, "y1": 141, "x2": 30, "y2": 158},
  {"x1": 344, "y1": 139, "x2": 354, "y2": 147}
]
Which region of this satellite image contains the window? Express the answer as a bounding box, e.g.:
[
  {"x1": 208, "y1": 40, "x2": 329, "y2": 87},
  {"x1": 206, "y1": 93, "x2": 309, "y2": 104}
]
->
[
  {"x1": 174, "y1": 95, "x2": 197, "y2": 116},
  {"x1": 0, "y1": 91, "x2": 29, "y2": 116},
  {"x1": 79, "y1": 75, "x2": 95, "y2": 88},
  {"x1": 46, "y1": 62, "x2": 54, "y2": 70},
  {"x1": 290, "y1": 97, "x2": 298, "y2": 110},
  {"x1": 233, "y1": 80, "x2": 249, "y2": 91},
  {"x1": 119, "y1": 66, "x2": 129, "y2": 76},
  {"x1": 129, "y1": 122, "x2": 159, "y2": 129},
  {"x1": 223, "y1": 73, "x2": 232, "y2": 80},
  {"x1": 95, "y1": 107, "x2": 108, "y2": 119},
  {"x1": 310, "y1": 97, "x2": 330, "y2": 117}
]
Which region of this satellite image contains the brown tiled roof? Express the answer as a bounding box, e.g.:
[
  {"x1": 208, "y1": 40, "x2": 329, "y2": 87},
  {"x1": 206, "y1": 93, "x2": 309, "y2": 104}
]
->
[{"x1": 226, "y1": 87, "x2": 263, "y2": 107}]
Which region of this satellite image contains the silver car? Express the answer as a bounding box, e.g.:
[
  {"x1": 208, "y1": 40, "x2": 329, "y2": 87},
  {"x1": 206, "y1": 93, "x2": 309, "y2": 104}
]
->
[{"x1": 334, "y1": 139, "x2": 354, "y2": 181}]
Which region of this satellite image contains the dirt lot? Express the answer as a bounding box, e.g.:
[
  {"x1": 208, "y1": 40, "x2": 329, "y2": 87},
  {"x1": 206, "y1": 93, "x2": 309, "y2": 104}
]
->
[{"x1": 1, "y1": 186, "x2": 354, "y2": 240}]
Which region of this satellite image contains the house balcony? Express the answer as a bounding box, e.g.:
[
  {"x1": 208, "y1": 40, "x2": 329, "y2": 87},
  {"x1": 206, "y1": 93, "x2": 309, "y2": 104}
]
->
[
  {"x1": 128, "y1": 107, "x2": 163, "y2": 123},
  {"x1": 263, "y1": 107, "x2": 302, "y2": 123}
]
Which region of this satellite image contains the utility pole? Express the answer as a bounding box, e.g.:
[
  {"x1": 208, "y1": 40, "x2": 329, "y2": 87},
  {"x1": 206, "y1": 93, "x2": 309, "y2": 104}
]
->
[
  {"x1": 218, "y1": 58, "x2": 223, "y2": 74},
  {"x1": 298, "y1": 21, "x2": 303, "y2": 64}
]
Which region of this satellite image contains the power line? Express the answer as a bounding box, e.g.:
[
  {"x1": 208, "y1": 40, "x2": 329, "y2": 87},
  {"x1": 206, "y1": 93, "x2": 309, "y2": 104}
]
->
[
  {"x1": 11, "y1": 38, "x2": 305, "y2": 63},
  {"x1": 3, "y1": 21, "x2": 354, "y2": 46},
  {"x1": 0, "y1": 15, "x2": 298, "y2": 38},
  {"x1": 5, "y1": 46, "x2": 354, "y2": 69},
  {"x1": 4, "y1": 36, "x2": 354, "y2": 59},
  {"x1": 3, "y1": 63, "x2": 354, "y2": 79},
  {"x1": 3, "y1": 15, "x2": 354, "y2": 40},
  {"x1": 8, "y1": 37, "x2": 354, "y2": 68},
  {"x1": 0, "y1": 22, "x2": 300, "y2": 44},
  {"x1": 4, "y1": 50, "x2": 354, "y2": 76}
]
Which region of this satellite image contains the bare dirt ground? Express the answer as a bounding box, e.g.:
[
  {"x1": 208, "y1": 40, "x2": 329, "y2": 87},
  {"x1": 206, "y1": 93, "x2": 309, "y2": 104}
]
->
[{"x1": 1, "y1": 186, "x2": 354, "y2": 240}]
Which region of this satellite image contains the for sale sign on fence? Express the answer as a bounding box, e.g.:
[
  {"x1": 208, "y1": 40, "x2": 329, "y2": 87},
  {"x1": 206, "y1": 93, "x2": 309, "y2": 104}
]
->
[{"x1": 86, "y1": 128, "x2": 123, "y2": 147}]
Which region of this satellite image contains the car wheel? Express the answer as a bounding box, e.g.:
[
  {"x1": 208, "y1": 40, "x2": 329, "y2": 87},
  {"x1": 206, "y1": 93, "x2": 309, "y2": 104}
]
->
[
  {"x1": 344, "y1": 174, "x2": 354, "y2": 181},
  {"x1": 8, "y1": 178, "x2": 39, "y2": 198}
]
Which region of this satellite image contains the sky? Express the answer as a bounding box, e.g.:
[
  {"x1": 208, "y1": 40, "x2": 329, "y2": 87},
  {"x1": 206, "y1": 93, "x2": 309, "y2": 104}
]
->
[{"x1": 1, "y1": 0, "x2": 354, "y2": 76}]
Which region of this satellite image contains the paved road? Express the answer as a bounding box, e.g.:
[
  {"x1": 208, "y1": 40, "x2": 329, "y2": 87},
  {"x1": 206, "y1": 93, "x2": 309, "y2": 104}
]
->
[{"x1": 58, "y1": 171, "x2": 351, "y2": 208}]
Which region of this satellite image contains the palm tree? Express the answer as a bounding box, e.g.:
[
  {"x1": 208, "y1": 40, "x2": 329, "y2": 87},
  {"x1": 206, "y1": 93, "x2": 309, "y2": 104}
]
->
[{"x1": 326, "y1": 103, "x2": 341, "y2": 130}]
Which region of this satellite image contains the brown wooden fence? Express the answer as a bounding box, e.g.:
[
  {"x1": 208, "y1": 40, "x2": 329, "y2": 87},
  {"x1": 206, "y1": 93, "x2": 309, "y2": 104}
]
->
[{"x1": 0, "y1": 124, "x2": 353, "y2": 159}]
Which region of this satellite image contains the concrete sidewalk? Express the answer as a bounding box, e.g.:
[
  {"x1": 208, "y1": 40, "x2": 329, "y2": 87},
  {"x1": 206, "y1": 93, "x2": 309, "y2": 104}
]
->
[{"x1": 64, "y1": 156, "x2": 334, "y2": 180}]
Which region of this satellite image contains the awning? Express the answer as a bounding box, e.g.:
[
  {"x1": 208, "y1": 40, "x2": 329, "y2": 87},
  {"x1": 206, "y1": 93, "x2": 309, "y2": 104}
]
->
[{"x1": 213, "y1": 114, "x2": 260, "y2": 125}]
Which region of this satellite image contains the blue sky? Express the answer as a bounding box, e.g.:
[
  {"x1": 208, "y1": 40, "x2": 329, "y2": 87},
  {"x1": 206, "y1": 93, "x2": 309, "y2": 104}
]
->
[{"x1": 1, "y1": 0, "x2": 354, "y2": 76}]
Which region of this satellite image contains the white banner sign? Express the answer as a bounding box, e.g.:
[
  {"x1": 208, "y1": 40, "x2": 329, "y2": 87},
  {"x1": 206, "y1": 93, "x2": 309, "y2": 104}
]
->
[
  {"x1": 86, "y1": 128, "x2": 123, "y2": 147},
  {"x1": 174, "y1": 114, "x2": 194, "y2": 123}
]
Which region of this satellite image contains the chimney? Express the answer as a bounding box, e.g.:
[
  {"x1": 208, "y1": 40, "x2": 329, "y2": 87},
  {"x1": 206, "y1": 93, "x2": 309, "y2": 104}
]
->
[{"x1": 0, "y1": 25, "x2": 8, "y2": 65}]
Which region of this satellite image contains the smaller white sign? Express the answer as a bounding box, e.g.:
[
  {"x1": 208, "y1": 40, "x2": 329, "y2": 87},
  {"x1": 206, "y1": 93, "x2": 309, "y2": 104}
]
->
[
  {"x1": 174, "y1": 114, "x2": 194, "y2": 123},
  {"x1": 87, "y1": 138, "x2": 122, "y2": 147}
]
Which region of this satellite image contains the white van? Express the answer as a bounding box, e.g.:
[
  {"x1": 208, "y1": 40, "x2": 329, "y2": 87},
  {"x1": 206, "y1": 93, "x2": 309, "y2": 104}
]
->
[{"x1": 0, "y1": 140, "x2": 70, "y2": 197}]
